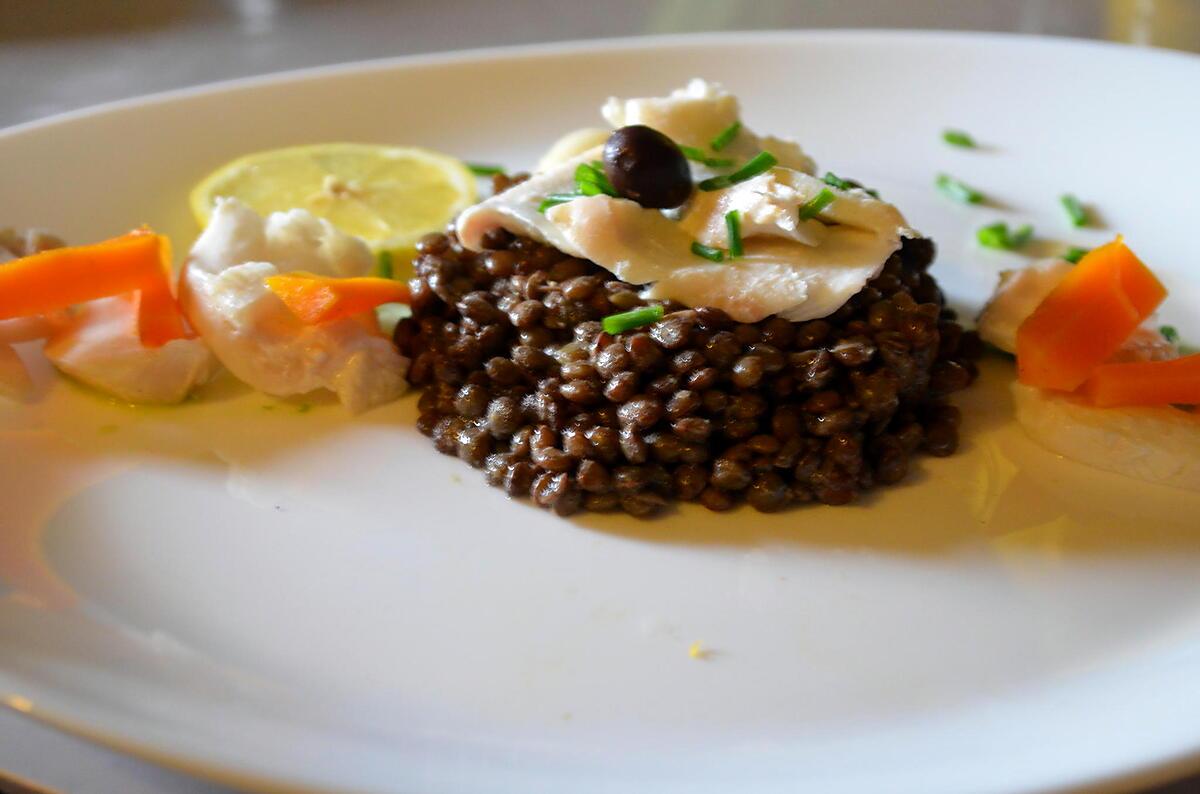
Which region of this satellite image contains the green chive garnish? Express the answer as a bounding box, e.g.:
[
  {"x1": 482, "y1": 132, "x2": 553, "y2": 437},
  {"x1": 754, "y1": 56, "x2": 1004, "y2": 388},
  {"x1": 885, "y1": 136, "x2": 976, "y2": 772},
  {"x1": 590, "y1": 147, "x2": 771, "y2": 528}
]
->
[
  {"x1": 710, "y1": 120, "x2": 742, "y2": 151},
  {"x1": 1009, "y1": 224, "x2": 1034, "y2": 248},
  {"x1": 537, "y1": 193, "x2": 580, "y2": 213},
  {"x1": 1063, "y1": 246, "x2": 1090, "y2": 264},
  {"x1": 1160, "y1": 325, "x2": 1180, "y2": 344},
  {"x1": 977, "y1": 221, "x2": 1034, "y2": 250},
  {"x1": 602, "y1": 304, "x2": 665, "y2": 335},
  {"x1": 1060, "y1": 194, "x2": 1088, "y2": 227},
  {"x1": 725, "y1": 210, "x2": 743, "y2": 258},
  {"x1": 823, "y1": 172, "x2": 853, "y2": 190},
  {"x1": 942, "y1": 129, "x2": 976, "y2": 148},
  {"x1": 824, "y1": 172, "x2": 880, "y2": 199},
  {"x1": 798, "y1": 188, "x2": 836, "y2": 221},
  {"x1": 679, "y1": 145, "x2": 735, "y2": 168},
  {"x1": 936, "y1": 173, "x2": 984, "y2": 204},
  {"x1": 468, "y1": 163, "x2": 505, "y2": 176},
  {"x1": 575, "y1": 161, "x2": 617, "y2": 197},
  {"x1": 976, "y1": 223, "x2": 1009, "y2": 249},
  {"x1": 691, "y1": 241, "x2": 725, "y2": 262},
  {"x1": 377, "y1": 250, "x2": 394, "y2": 280},
  {"x1": 698, "y1": 151, "x2": 778, "y2": 191}
]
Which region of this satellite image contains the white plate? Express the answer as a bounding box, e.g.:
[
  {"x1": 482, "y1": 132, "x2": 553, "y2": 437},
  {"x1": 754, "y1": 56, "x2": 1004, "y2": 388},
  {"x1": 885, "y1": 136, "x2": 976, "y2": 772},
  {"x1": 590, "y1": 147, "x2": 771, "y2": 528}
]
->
[{"x1": 2, "y1": 31, "x2": 1200, "y2": 794}]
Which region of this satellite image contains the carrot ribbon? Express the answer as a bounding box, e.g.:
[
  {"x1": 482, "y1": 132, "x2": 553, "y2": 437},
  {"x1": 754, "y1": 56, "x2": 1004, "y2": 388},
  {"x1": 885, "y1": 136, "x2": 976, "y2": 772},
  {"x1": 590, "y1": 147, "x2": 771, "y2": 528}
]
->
[
  {"x1": 0, "y1": 229, "x2": 189, "y2": 347},
  {"x1": 1017, "y1": 237, "x2": 1166, "y2": 391},
  {"x1": 264, "y1": 272, "x2": 411, "y2": 325}
]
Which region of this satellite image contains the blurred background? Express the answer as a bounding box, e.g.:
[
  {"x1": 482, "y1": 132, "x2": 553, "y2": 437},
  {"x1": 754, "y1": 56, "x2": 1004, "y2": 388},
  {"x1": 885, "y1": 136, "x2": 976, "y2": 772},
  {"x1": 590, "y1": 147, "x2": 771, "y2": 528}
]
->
[
  {"x1": 2, "y1": 0, "x2": 1199, "y2": 128},
  {"x1": 1, "y1": 2, "x2": 1199, "y2": 792}
]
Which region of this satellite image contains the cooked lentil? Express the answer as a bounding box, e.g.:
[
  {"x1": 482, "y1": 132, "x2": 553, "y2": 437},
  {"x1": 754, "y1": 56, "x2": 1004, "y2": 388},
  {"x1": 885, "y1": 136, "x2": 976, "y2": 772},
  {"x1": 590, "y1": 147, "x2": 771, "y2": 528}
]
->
[{"x1": 396, "y1": 227, "x2": 979, "y2": 518}]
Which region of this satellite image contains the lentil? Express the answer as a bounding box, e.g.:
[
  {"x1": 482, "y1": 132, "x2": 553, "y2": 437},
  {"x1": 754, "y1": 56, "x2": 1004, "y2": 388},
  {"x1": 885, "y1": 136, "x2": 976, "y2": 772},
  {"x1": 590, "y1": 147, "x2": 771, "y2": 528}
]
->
[{"x1": 404, "y1": 229, "x2": 978, "y2": 516}]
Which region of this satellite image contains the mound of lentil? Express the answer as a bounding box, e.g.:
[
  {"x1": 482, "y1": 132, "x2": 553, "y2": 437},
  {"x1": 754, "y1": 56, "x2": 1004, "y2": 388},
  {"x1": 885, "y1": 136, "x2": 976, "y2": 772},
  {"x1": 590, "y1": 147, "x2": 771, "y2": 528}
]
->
[{"x1": 395, "y1": 226, "x2": 980, "y2": 518}]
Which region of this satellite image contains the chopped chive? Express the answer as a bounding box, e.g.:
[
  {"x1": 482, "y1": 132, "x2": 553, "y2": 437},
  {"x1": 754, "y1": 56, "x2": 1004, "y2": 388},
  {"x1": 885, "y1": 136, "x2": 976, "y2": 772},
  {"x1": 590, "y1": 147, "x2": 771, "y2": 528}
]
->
[
  {"x1": 601, "y1": 304, "x2": 665, "y2": 335},
  {"x1": 710, "y1": 120, "x2": 742, "y2": 151},
  {"x1": 377, "y1": 250, "x2": 394, "y2": 280},
  {"x1": 1060, "y1": 193, "x2": 1088, "y2": 227},
  {"x1": 691, "y1": 241, "x2": 725, "y2": 262},
  {"x1": 297, "y1": 403, "x2": 313, "y2": 414},
  {"x1": 1009, "y1": 224, "x2": 1034, "y2": 248},
  {"x1": 976, "y1": 223, "x2": 1009, "y2": 249},
  {"x1": 1160, "y1": 325, "x2": 1180, "y2": 344},
  {"x1": 537, "y1": 192, "x2": 580, "y2": 213},
  {"x1": 468, "y1": 163, "x2": 505, "y2": 176},
  {"x1": 822, "y1": 172, "x2": 853, "y2": 190},
  {"x1": 1063, "y1": 246, "x2": 1090, "y2": 264},
  {"x1": 577, "y1": 180, "x2": 607, "y2": 197},
  {"x1": 823, "y1": 172, "x2": 881, "y2": 199},
  {"x1": 798, "y1": 188, "x2": 836, "y2": 221},
  {"x1": 574, "y1": 161, "x2": 617, "y2": 197},
  {"x1": 977, "y1": 221, "x2": 1034, "y2": 250},
  {"x1": 942, "y1": 129, "x2": 976, "y2": 148},
  {"x1": 697, "y1": 151, "x2": 778, "y2": 191},
  {"x1": 725, "y1": 210, "x2": 743, "y2": 258},
  {"x1": 679, "y1": 145, "x2": 735, "y2": 168},
  {"x1": 936, "y1": 173, "x2": 984, "y2": 204}
]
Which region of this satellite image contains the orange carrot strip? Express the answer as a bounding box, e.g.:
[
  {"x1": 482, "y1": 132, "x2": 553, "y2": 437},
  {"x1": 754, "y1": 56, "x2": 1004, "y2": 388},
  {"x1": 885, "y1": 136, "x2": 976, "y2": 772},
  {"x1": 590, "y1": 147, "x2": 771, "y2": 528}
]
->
[
  {"x1": 264, "y1": 273, "x2": 411, "y2": 325},
  {"x1": 130, "y1": 234, "x2": 191, "y2": 347},
  {"x1": 1016, "y1": 237, "x2": 1167, "y2": 391},
  {"x1": 1081, "y1": 354, "x2": 1200, "y2": 408},
  {"x1": 0, "y1": 231, "x2": 189, "y2": 348}
]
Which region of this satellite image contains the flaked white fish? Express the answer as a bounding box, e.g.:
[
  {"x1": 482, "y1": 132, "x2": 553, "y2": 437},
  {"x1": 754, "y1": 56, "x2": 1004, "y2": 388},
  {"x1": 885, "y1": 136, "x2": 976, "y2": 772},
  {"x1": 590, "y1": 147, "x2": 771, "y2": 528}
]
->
[
  {"x1": 43, "y1": 296, "x2": 215, "y2": 404},
  {"x1": 180, "y1": 199, "x2": 408, "y2": 413},
  {"x1": 457, "y1": 80, "x2": 913, "y2": 323}
]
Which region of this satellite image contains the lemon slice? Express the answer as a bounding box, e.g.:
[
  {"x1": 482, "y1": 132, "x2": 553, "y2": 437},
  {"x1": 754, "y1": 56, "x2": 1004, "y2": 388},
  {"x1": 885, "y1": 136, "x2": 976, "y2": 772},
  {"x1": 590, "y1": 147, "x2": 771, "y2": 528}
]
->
[{"x1": 189, "y1": 143, "x2": 477, "y2": 257}]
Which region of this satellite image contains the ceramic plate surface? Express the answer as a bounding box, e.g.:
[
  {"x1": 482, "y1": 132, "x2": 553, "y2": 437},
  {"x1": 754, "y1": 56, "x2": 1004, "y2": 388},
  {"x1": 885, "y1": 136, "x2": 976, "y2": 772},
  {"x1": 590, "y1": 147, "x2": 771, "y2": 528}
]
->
[{"x1": 2, "y1": 31, "x2": 1200, "y2": 794}]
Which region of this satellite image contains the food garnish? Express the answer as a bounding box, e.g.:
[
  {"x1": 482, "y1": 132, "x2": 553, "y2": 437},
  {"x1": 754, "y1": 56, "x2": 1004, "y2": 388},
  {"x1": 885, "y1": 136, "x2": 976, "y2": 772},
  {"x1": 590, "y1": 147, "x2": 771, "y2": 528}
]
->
[
  {"x1": 575, "y1": 161, "x2": 619, "y2": 197},
  {"x1": 537, "y1": 193, "x2": 580, "y2": 213},
  {"x1": 724, "y1": 210, "x2": 743, "y2": 258},
  {"x1": 1080, "y1": 356, "x2": 1200, "y2": 408},
  {"x1": 942, "y1": 129, "x2": 976, "y2": 148},
  {"x1": 935, "y1": 173, "x2": 984, "y2": 204},
  {"x1": 467, "y1": 163, "x2": 505, "y2": 176},
  {"x1": 1060, "y1": 193, "x2": 1088, "y2": 227},
  {"x1": 188, "y1": 143, "x2": 476, "y2": 256},
  {"x1": 0, "y1": 230, "x2": 188, "y2": 347},
  {"x1": 602, "y1": 125, "x2": 692, "y2": 209},
  {"x1": 822, "y1": 171, "x2": 880, "y2": 198},
  {"x1": 976, "y1": 221, "x2": 1033, "y2": 250},
  {"x1": 797, "y1": 188, "x2": 835, "y2": 221},
  {"x1": 600, "y1": 304, "x2": 665, "y2": 334},
  {"x1": 376, "y1": 250, "x2": 394, "y2": 279},
  {"x1": 265, "y1": 273, "x2": 412, "y2": 325},
  {"x1": 678, "y1": 145, "x2": 734, "y2": 168},
  {"x1": 709, "y1": 120, "x2": 741, "y2": 151},
  {"x1": 697, "y1": 151, "x2": 778, "y2": 191},
  {"x1": 690, "y1": 241, "x2": 725, "y2": 262},
  {"x1": 1063, "y1": 246, "x2": 1090, "y2": 264},
  {"x1": 1016, "y1": 238, "x2": 1166, "y2": 391},
  {"x1": 1160, "y1": 325, "x2": 1180, "y2": 345}
]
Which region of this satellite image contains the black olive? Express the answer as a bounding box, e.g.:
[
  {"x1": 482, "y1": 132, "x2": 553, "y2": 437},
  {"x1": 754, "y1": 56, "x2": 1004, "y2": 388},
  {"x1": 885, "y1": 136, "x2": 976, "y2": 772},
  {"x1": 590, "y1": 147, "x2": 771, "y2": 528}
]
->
[{"x1": 602, "y1": 125, "x2": 693, "y2": 210}]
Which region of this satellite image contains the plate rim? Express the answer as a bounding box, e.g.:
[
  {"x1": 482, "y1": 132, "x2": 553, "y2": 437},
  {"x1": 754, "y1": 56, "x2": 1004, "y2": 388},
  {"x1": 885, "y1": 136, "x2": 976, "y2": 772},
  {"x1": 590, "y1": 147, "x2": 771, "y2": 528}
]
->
[
  {"x1": 3, "y1": 28, "x2": 1199, "y2": 141},
  {"x1": 4, "y1": 28, "x2": 1200, "y2": 794}
]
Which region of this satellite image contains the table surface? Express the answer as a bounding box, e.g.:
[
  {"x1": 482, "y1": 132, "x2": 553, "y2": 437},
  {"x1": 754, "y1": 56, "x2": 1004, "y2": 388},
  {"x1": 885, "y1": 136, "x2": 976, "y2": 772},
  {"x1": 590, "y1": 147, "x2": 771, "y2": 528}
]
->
[{"x1": 3, "y1": 1, "x2": 1200, "y2": 792}]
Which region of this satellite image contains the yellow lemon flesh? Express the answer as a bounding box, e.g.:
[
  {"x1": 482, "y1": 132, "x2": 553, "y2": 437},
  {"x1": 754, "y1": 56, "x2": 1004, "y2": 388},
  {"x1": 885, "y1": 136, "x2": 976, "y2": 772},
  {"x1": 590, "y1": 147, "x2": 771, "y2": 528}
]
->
[{"x1": 189, "y1": 143, "x2": 477, "y2": 268}]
